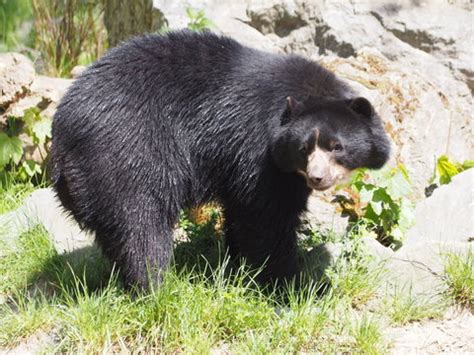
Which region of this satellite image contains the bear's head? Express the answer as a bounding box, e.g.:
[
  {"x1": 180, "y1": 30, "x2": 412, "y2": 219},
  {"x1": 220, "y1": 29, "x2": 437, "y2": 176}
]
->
[{"x1": 270, "y1": 96, "x2": 391, "y2": 191}]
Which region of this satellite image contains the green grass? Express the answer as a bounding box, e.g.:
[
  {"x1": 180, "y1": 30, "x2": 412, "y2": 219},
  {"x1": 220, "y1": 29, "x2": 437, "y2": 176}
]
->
[
  {"x1": 3, "y1": 182, "x2": 466, "y2": 353},
  {"x1": 443, "y1": 249, "x2": 474, "y2": 310},
  {"x1": 0, "y1": 180, "x2": 35, "y2": 214},
  {"x1": 0, "y1": 219, "x2": 389, "y2": 352},
  {"x1": 349, "y1": 313, "x2": 386, "y2": 355}
]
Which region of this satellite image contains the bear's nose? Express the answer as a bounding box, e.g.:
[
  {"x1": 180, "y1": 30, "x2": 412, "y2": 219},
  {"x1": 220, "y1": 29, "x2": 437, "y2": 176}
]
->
[{"x1": 309, "y1": 177, "x2": 322, "y2": 186}]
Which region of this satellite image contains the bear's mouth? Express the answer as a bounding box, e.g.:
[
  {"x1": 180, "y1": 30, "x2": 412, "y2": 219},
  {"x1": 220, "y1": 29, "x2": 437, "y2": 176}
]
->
[{"x1": 308, "y1": 181, "x2": 334, "y2": 191}]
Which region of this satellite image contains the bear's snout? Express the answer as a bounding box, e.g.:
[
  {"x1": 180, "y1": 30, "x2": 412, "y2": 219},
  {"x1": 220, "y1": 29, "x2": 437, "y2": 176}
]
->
[{"x1": 305, "y1": 147, "x2": 350, "y2": 191}]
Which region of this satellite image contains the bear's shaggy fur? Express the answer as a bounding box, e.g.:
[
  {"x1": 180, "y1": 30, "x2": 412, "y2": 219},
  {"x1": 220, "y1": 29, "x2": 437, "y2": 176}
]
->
[{"x1": 51, "y1": 30, "x2": 390, "y2": 289}]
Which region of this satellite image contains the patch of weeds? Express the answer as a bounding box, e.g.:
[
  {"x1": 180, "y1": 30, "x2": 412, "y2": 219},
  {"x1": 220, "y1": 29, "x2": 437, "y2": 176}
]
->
[
  {"x1": 349, "y1": 313, "x2": 386, "y2": 355},
  {"x1": 383, "y1": 288, "x2": 445, "y2": 325},
  {"x1": 174, "y1": 206, "x2": 225, "y2": 274},
  {"x1": 298, "y1": 221, "x2": 341, "y2": 248},
  {"x1": 32, "y1": 0, "x2": 106, "y2": 77},
  {"x1": 443, "y1": 249, "x2": 473, "y2": 310},
  {"x1": 326, "y1": 240, "x2": 386, "y2": 307},
  {"x1": 186, "y1": 7, "x2": 214, "y2": 32},
  {"x1": 0, "y1": 109, "x2": 53, "y2": 186}
]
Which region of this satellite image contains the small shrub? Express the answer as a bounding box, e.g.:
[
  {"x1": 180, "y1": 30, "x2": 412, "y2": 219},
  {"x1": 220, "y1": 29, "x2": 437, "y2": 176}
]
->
[
  {"x1": 0, "y1": 108, "x2": 51, "y2": 186},
  {"x1": 186, "y1": 8, "x2": 213, "y2": 32},
  {"x1": 335, "y1": 165, "x2": 415, "y2": 249},
  {"x1": 32, "y1": 0, "x2": 107, "y2": 77}
]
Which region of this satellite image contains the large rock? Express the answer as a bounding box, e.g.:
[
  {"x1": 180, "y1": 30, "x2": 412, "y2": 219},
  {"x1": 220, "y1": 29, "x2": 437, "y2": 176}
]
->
[
  {"x1": 0, "y1": 53, "x2": 35, "y2": 114},
  {"x1": 0, "y1": 188, "x2": 94, "y2": 254},
  {"x1": 402, "y1": 169, "x2": 474, "y2": 248},
  {"x1": 0, "y1": 55, "x2": 73, "y2": 165},
  {"x1": 368, "y1": 1, "x2": 474, "y2": 93},
  {"x1": 6, "y1": 75, "x2": 73, "y2": 120}
]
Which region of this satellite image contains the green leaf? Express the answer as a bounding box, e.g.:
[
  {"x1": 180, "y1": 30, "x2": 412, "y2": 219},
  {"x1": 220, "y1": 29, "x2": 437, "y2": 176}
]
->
[
  {"x1": 437, "y1": 155, "x2": 459, "y2": 185},
  {"x1": 0, "y1": 133, "x2": 23, "y2": 168},
  {"x1": 359, "y1": 185, "x2": 375, "y2": 203},
  {"x1": 385, "y1": 170, "x2": 412, "y2": 200},
  {"x1": 30, "y1": 117, "x2": 52, "y2": 144},
  {"x1": 22, "y1": 108, "x2": 52, "y2": 144},
  {"x1": 462, "y1": 160, "x2": 474, "y2": 170},
  {"x1": 186, "y1": 7, "x2": 197, "y2": 19},
  {"x1": 369, "y1": 200, "x2": 383, "y2": 216},
  {"x1": 22, "y1": 160, "x2": 42, "y2": 176}
]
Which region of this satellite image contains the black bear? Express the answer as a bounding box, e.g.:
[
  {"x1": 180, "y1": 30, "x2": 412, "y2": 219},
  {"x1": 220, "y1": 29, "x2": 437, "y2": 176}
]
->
[{"x1": 51, "y1": 30, "x2": 390, "y2": 289}]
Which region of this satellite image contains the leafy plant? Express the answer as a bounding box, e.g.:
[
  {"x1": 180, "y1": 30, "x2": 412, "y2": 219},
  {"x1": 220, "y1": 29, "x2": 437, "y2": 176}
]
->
[
  {"x1": 425, "y1": 155, "x2": 474, "y2": 196},
  {"x1": 335, "y1": 165, "x2": 415, "y2": 248},
  {"x1": 0, "y1": 108, "x2": 51, "y2": 184},
  {"x1": 435, "y1": 155, "x2": 474, "y2": 185},
  {"x1": 186, "y1": 8, "x2": 213, "y2": 32}
]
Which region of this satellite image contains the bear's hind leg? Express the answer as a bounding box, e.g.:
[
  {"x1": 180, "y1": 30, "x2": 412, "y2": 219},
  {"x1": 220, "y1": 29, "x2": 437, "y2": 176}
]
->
[{"x1": 96, "y1": 198, "x2": 178, "y2": 290}]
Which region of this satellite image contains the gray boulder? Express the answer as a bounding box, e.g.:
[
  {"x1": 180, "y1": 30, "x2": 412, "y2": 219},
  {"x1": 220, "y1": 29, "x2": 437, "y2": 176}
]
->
[
  {"x1": 0, "y1": 53, "x2": 35, "y2": 115},
  {"x1": 402, "y1": 169, "x2": 474, "y2": 248},
  {"x1": 0, "y1": 188, "x2": 94, "y2": 254}
]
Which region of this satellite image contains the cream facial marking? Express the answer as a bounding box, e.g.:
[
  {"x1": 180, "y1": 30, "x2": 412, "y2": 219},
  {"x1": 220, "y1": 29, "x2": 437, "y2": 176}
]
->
[{"x1": 301, "y1": 129, "x2": 351, "y2": 191}]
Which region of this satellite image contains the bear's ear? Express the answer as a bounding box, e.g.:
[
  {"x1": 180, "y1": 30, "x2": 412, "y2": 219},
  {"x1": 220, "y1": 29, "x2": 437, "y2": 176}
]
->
[
  {"x1": 346, "y1": 97, "x2": 373, "y2": 119},
  {"x1": 281, "y1": 96, "x2": 303, "y2": 125}
]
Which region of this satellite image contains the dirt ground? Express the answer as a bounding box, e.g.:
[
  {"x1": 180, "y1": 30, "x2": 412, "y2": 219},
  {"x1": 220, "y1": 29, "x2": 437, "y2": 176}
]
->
[{"x1": 386, "y1": 308, "x2": 474, "y2": 354}]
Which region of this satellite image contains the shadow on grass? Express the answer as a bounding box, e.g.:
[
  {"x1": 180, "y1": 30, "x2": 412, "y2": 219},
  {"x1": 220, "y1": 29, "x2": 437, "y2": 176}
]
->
[{"x1": 23, "y1": 217, "x2": 333, "y2": 300}]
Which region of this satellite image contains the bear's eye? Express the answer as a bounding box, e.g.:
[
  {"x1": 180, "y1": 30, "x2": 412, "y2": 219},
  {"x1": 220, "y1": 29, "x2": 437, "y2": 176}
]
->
[
  {"x1": 299, "y1": 145, "x2": 307, "y2": 155},
  {"x1": 330, "y1": 141, "x2": 343, "y2": 152}
]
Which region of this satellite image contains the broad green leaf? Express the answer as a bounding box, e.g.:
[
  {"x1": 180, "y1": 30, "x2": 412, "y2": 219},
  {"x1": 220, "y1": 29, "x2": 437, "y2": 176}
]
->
[
  {"x1": 30, "y1": 117, "x2": 52, "y2": 144},
  {"x1": 0, "y1": 133, "x2": 23, "y2": 168},
  {"x1": 462, "y1": 160, "x2": 474, "y2": 170},
  {"x1": 22, "y1": 107, "x2": 41, "y2": 126},
  {"x1": 22, "y1": 108, "x2": 52, "y2": 144},
  {"x1": 22, "y1": 160, "x2": 42, "y2": 177},
  {"x1": 359, "y1": 185, "x2": 375, "y2": 203},
  {"x1": 369, "y1": 200, "x2": 383, "y2": 215},
  {"x1": 372, "y1": 187, "x2": 393, "y2": 204},
  {"x1": 437, "y1": 155, "x2": 459, "y2": 185},
  {"x1": 385, "y1": 170, "x2": 412, "y2": 200}
]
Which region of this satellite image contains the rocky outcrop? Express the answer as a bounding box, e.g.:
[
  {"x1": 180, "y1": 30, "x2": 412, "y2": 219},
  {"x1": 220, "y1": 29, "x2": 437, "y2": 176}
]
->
[
  {"x1": 0, "y1": 53, "x2": 35, "y2": 116},
  {"x1": 0, "y1": 53, "x2": 72, "y2": 123},
  {"x1": 0, "y1": 53, "x2": 72, "y2": 164}
]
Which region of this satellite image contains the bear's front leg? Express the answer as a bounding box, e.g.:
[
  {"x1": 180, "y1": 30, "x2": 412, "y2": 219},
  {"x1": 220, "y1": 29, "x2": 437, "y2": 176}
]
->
[{"x1": 223, "y1": 207, "x2": 301, "y2": 284}]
